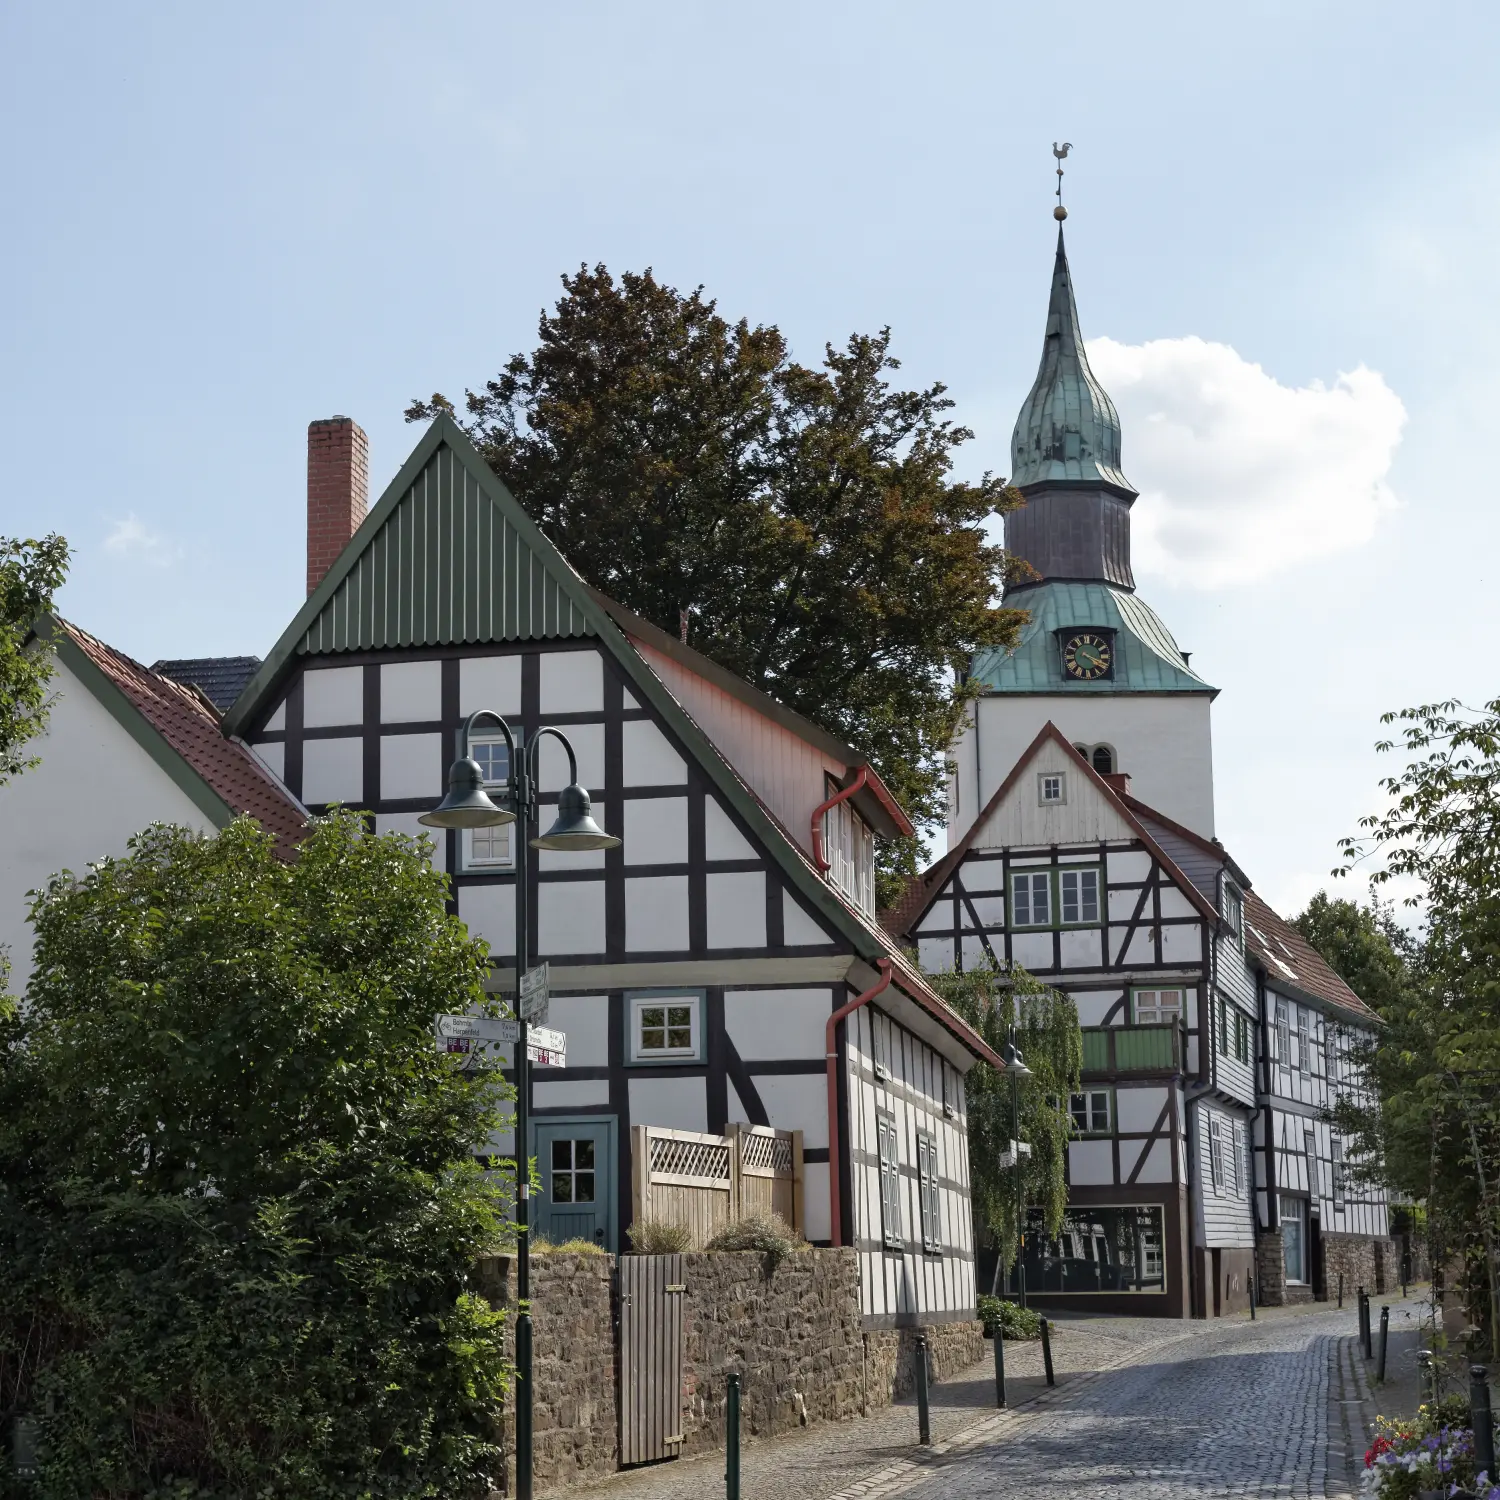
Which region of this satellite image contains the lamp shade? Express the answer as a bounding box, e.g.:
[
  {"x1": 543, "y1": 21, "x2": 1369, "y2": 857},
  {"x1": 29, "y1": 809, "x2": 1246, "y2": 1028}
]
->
[
  {"x1": 418, "y1": 757, "x2": 515, "y2": 829},
  {"x1": 532, "y1": 782, "x2": 621, "y2": 851},
  {"x1": 1003, "y1": 1039, "x2": 1033, "y2": 1079}
]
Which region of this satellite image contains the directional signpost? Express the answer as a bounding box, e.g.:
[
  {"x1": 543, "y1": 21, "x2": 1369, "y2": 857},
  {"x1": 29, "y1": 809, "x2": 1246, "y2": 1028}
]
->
[
  {"x1": 527, "y1": 1024, "x2": 566, "y2": 1068},
  {"x1": 434, "y1": 1012, "x2": 564, "y2": 1067},
  {"x1": 519, "y1": 962, "x2": 550, "y2": 1025}
]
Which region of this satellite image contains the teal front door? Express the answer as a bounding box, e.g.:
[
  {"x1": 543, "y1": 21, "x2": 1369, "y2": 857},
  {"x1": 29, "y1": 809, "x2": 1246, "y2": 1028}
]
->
[{"x1": 532, "y1": 1116, "x2": 616, "y2": 1252}]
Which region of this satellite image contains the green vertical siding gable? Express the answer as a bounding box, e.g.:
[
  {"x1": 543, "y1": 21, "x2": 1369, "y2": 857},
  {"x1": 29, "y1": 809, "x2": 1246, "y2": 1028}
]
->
[{"x1": 301, "y1": 442, "x2": 593, "y2": 653}]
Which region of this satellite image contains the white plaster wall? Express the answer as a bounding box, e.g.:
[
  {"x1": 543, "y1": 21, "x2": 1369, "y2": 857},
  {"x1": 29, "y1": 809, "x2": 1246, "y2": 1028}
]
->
[
  {"x1": 543, "y1": 994, "x2": 610, "y2": 1066},
  {"x1": 705, "y1": 871, "x2": 766, "y2": 948},
  {"x1": 622, "y1": 796, "x2": 689, "y2": 864},
  {"x1": 0, "y1": 657, "x2": 215, "y2": 986},
  {"x1": 539, "y1": 649, "x2": 604, "y2": 715},
  {"x1": 783, "y1": 890, "x2": 832, "y2": 946},
  {"x1": 380, "y1": 732, "x2": 443, "y2": 801},
  {"x1": 380, "y1": 660, "x2": 441, "y2": 722},
  {"x1": 302, "y1": 736, "x2": 363, "y2": 804},
  {"x1": 538, "y1": 879, "x2": 606, "y2": 955},
  {"x1": 622, "y1": 719, "x2": 687, "y2": 785},
  {"x1": 459, "y1": 655, "x2": 522, "y2": 718},
  {"x1": 536, "y1": 722, "x2": 605, "y2": 792},
  {"x1": 628, "y1": 1074, "x2": 707, "y2": 1133},
  {"x1": 723, "y1": 987, "x2": 831, "y2": 1060},
  {"x1": 704, "y1": 797, "x2": 755, "y2": 860},
  {"x1": 302, "y1": 665, "x2": 364, "y2": 727},
  {"x1": 625, "y1": 875, "x2": 689, "y2": 951},
  {"x1": 954, "y1": 692, "x2": 1216, "y2": 841}
]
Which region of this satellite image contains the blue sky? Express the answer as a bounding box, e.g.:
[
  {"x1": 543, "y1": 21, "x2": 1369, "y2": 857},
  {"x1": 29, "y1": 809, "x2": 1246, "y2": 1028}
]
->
[{"x1": 4, "y1": 1, "x2": 1497, "y2": 916}]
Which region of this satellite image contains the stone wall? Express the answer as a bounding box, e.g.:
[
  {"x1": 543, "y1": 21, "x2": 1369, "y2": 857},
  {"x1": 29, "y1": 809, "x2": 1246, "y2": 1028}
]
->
[
  {"x1": 1256, "y1": 1231, "x2": 1290, "y2": 1306},
  {"x1": 1322, "y1": 1233, "x2": 1402, "y2": 1300},
  {"x1": 476, "y1": 1248, "x2": 983, "y2": 1494},
  {"x1": 474, "y1": 1252, "x2": 618, "y2": 1496}
]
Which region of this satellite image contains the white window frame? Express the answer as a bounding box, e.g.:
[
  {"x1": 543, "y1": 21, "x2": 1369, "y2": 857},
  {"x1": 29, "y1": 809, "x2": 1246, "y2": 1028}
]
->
[
  {"x1": 462, "y1": 732, "x2": 515, "y2": 870},
  {"x1": 1275, "y1": 999, "x2": 1291, "y2": 1068},
  {"x1": 1331, "y1": 1139, "x2": 1346, "y2": 1212},
  {"x1": 1221, "y1": 880, "x2": 1244, "y2": 945},
  {"x1": 1296, "y1": 1009, "x2": 1310, "y2": 1075},
  {"x1": 1010, "y1": 870, "x2": 1052, "y2": 928},
  {"x1": 916, "y1": 1130, "x2": 941, "y2": 1253},
  {"x1": 1070, "y1": 1089, "x2": 1111, "y2": 1135},
  {"x1": 1037, "y1": 771, "x2": 1067, "y2": 806},
  {"x1": 1234, "y1": 1119, "x2": 1249, "y2": 1197},
  {"x1": 876, "y1": 1111, "x2": 903, "y2": 1250},
  {"x1": 1058, "y1": 866, "x2": 1100, "y2": 926},
  {"x1": 1280, "y1": 1193, "x2": 1307, "y2": 1283},
  {"x1": 823, "y1": 784, "x2": 876, "y2": 917},
  {"x1": 1304, "y1": 1128, "x2": 1318, "y2": 1198},
  {"x1": 1133, "y1": 988, "x2": 1186, "y2": 1025},
  {"x1": 629, "y1": 993, "x2": 702, "y2": 1063},
  {"x1": 1209, "y1": 1113, "x2": 1226, "y2": 1193}
]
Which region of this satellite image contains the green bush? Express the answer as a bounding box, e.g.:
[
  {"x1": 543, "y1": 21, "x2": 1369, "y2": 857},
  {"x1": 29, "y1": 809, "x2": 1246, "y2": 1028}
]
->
[
  {"x1": 0, "y1": 814, "x2": 515, "y2": 1499},
  {"x1": 627, "y1": 1219, "x2": 694, "y2": 1254},
  {"x1": 705, "y1": 1211, "x2": 803, "y2": 1269},
  {"x1": 977, "y1": 1295, "x2": 1043, "y2": 1340}
]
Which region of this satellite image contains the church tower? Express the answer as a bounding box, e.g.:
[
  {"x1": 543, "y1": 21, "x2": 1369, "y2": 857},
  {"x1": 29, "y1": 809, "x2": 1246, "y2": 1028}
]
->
[{"x1": 949, "y1": 226, "x2": 1219, "y2": 840}]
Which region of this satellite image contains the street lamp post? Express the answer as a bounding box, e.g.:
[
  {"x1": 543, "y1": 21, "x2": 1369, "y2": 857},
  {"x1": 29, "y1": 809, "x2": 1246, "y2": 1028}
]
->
[
  {"x1": 1003, "y1": 1031, "x2": 1033, "y2": 1308},
  {"x1": 421, "y1": 709, "x2": 620, "y2": 1500}
]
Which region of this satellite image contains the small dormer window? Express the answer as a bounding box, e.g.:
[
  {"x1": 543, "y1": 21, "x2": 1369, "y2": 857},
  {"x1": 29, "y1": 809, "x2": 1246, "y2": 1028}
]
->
[
  {"x1": 1038, "y1": 772, "x2": 1066, "y2": 805},
  {"x1": 1221, "y1": 881, "x2": 1244, "y2": 944}
]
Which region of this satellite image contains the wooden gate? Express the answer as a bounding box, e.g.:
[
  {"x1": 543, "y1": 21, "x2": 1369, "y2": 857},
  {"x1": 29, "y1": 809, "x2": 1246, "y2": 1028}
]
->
[{"x1": 618, "y1": 1253, "x2": 685, "y2": 1466}]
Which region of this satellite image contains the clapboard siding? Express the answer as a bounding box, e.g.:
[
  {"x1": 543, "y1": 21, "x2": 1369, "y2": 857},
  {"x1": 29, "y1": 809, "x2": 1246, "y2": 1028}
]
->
[{"x1": 1193, "y1": 1100, "x2": 1254, "y2": 1249}]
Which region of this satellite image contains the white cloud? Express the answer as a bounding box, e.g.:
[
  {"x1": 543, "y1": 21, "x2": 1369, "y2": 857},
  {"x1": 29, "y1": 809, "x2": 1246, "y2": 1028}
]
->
[
  {"x1": 1087, "y1": 336, "x2": 1407, "y2": 588},
  {"x1": 104, "y1": 514, "x2": 180, "y2": 567}
]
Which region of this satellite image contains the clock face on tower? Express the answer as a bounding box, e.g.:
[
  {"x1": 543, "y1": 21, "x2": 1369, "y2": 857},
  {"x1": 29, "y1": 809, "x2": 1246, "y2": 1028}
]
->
[{"x1": 1062, "y1": 632, "x2": 1113, "y2": 681}]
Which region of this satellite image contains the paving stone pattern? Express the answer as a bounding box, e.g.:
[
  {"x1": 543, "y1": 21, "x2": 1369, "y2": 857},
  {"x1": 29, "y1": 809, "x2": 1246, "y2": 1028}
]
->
[{"x1": 578, "y1": 1303, "x2": 1405, "y2": 1500}]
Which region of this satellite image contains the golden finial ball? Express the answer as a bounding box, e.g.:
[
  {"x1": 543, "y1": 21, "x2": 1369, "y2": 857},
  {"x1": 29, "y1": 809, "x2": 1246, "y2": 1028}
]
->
[{"x1": 1054, "y1": 205, "x2": 1068, "y2": 221}]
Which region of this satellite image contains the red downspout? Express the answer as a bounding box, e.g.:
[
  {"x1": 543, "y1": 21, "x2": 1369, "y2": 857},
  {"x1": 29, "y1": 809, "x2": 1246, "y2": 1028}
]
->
[
  {"x1": 826, "y1": 957, "x2": 892, "y2": 1247},
  {"x1": 811, "y1": 767, "x2": 870, "y2": 873}
]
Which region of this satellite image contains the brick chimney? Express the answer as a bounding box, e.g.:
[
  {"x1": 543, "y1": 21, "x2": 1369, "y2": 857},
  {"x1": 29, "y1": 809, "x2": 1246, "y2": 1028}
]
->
[
  {"x1": 307, "y1": 416, "x2": 369, "y2": 594},
  {"x1": 1103, "y1": 771, "x2": 1133, "y2": 797}
]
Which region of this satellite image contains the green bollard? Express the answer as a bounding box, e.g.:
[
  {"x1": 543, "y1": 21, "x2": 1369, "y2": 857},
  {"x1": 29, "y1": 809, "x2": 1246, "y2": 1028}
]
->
[{"x1": 725, "y1": 1373, "x2": 741, "y2": 1500}]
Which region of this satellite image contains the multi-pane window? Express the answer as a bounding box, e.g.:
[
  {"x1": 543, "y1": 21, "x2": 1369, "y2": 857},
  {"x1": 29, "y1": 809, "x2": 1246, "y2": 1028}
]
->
[
  {"x1": 1327, "y1": 1029, "x2": 1341, "y2": 1085},
  {"x1": 1222, "y1": 882, "x2": 1244, "y2": 944},
  {"x1": 916, "y1": 1131, "x2": 941, "y2": 1253},
  {"x1": 1297, "y1": 1010, "x2": 1311, "y2": 1075},
  {"x1": 464, "y1": 734, "x2": 514, "y2": 869},
  {"x1": 1217, "y1": 997, "x2": 1230, "y2": 1056},
  {"x1": 1038, "y1": 772, "x2": 1066, "y2": 805},
  {"x1": 631, "y1": 994, "x2": 700, "y2": 1061},
  {"x1": 550, "y1": 1137, "x2": 596, "y2": 1205},
  {"x1": 1234, "y1": 1120, "x2": 1249, "y2": 1194},
  {"x1": 1011, "y1": 871, "x2": 1051, "y2": 928},
  {"x1": 1234, "y1": 1009, "x2": 1250, "y2": 1063},
  {"x1": 1331, "y1": 1140, "x2": 1346, "y2": 1211},
  {"x1": 1209, "y1": 1114, "x2": 1227, "y2": 1193},
  {"x1": 1275, "y1": 999, "x2": 1291, "y2": 1068},
  {"x1": 1304, "y1": 1129, "x2": 1318, "y2": 1197},
  {"x1": 824, "y1": 788, "x2": 876, "y2": 917},
  {"x1": 876, "y1": 1112, "x2": 903, "y2": 1249},
  {"x1": 1059, "y1": 868, "x2": 1100, "y2": 925},
  {"x1": 1070, "y1": 1090, "x2": 1111, "y2": 1135},
  {"x1": 1133, "y1": 988, "x2": 1185, "y2": 1025}
]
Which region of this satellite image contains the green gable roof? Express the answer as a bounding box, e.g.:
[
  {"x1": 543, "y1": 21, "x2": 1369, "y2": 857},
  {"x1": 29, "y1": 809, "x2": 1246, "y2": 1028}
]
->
[
  {"x1": 224, "y1": 416, "x2": 592, "y2": 737},
  {"x1": 971, "y1": 580, "x2": 1216, "y2": 695}
]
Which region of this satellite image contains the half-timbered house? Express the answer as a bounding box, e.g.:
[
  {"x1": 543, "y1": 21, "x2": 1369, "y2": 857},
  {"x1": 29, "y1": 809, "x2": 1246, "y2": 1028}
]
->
[
  {"x1": 890, "y1": 217, "x2": 1391, "y2": 1318},
  {"x1": 210, "y1": 412, "x2": 1005, "y2": 1332}
]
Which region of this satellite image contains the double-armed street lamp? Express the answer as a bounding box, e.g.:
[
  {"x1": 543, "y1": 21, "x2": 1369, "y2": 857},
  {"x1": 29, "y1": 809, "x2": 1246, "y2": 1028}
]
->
[{"x1": 421, "y1": 708, "x2": 620, "y2": 1500}]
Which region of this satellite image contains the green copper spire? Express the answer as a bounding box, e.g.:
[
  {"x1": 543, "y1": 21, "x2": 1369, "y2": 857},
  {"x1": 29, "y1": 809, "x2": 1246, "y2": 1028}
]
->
[{"x1": 1010, "y1": 228, "x2": 1134, "y2": 495}]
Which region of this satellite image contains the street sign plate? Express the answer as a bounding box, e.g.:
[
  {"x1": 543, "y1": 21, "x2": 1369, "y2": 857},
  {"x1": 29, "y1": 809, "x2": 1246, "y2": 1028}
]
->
[
  {"x1": 519, "y1": 963, "x2": 550, "y2": 1023},
  {"x1": 528, "y1": 1025, "x2": 566, "y2": 1053},
  {"x1": 528, "y1": 1043, "x2": 566, "y2": 1067},
  {"x1": 436, "y1": 1013, "x2": 522, "y2": 1043}
]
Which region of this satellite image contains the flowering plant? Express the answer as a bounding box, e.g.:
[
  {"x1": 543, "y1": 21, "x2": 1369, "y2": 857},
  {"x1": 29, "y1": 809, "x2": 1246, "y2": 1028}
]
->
[{"x1": 1361, "y1": 1410, "x2": 1497, "y2": 1499}]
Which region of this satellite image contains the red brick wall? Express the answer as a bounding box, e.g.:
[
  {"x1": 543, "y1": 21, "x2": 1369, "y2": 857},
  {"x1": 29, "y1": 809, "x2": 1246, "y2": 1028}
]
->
[{"x1": 307, "y1": 417, "x2": 369, "y2": 595}]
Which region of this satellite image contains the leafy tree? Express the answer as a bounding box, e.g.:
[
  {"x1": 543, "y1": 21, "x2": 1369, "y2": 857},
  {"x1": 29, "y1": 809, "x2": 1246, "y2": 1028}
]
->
[
  {"x1": 929, "y1": 964, "x2": 1081, "y2": 1287},
  {"x1": 0, "y1": 813, "x2": 513, "y2": 1499},
  {"x1": 0, "y1": 533, "x2": 69, "y2": 786},
  {"x1": 1336, "y1": 697, "x2": 1500, "y2": 1347},
  {"x1": 1292, "y1": 891, "x2": 1414, "y2": 1015},
  {"x1": 409, "y1": 266, "x2": 1029, "y2": 898}
]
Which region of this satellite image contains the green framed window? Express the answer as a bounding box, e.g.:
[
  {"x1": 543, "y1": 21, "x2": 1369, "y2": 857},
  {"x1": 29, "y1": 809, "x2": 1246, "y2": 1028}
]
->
[
  {"x1": 1216, "y1": 996, "x2": 1229, "y2": 1056},
  {"x1": 1131, "y1": 987, "x2": 1186, "y2": 1025},
  {"x1": 627, "y1": 991, "x2": 705, "y2": 1065},
  {"x1": 1010, "y1": 870, "x2": 1052, "y2": 928},
  {"x1": 1009, "y1": 866, "x2": 1102, "y2": 930},
  {"x1": 1233, "y1": 1009, "x2": 1250, "y2": 1063}
]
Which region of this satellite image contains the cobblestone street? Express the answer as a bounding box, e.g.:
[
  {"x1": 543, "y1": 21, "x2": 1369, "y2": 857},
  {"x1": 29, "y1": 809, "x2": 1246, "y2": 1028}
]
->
[{"x1": 580, "y1": 1299, "x2": 1414, "y2": 1500}]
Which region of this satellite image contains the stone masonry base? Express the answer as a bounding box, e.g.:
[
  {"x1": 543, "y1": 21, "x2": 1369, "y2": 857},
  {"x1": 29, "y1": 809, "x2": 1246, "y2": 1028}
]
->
[{"x1": 476, "y1": 1248, "x2": 983, "y2": 1495}]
